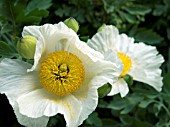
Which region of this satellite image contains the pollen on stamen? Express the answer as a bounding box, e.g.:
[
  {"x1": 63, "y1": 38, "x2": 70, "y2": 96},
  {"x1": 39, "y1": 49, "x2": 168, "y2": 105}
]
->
[
  {"x1": 117, "y1": 52, "x2": 132, "y2": 78},
  {"x1": 40, "y1": 50, "x2": 85, "y2": 96}
]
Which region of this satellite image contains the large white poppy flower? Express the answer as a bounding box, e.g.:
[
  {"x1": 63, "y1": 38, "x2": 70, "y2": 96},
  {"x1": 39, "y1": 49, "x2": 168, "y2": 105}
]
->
[
  {"x1": 0, "y1": 22, "x2": 122, "y2": 127},
  {"x1": 87, "y1": 25, "x2": 164, "y2": 97}
]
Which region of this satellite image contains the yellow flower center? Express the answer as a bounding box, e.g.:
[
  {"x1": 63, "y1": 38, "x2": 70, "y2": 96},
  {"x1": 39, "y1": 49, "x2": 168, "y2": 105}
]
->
[
  {"x1": 40, "y1": 50, "x2": 85, "y2": 96},
  {"x1": 117, "y1": 52, "x2": 132, "y2": 78}
]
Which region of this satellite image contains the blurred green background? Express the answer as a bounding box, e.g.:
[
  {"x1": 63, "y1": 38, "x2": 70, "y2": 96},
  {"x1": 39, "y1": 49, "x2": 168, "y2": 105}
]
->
[{"x1": 0, "y1": 0, "x2": 170, "y2": 127}]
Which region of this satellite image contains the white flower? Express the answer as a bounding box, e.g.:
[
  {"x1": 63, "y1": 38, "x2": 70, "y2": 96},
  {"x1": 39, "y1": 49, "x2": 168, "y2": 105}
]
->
[
  {"x1": 87, "y1": 25, "x2": 164, "y2": 97},
  {"x1": 0, "y1": 22, "x2": 122, "y2": 127}
]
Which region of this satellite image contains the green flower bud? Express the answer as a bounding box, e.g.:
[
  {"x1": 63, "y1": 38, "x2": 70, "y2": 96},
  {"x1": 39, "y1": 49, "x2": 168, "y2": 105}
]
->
[
  {"x1": 64, "y1": 17, "x2": 79, "y2": 33},
  {"x1": 17, "y1": 35, "x2": 37, "y2": 59},
  {"x1": 97, "y1": 24, "x2": 106, "y2": 32},
  {"x1": 123, "y1": 74, "x2": 133, "y2": 86},
  {"x1": 98, "y1": 83, "x2": 112, "y2": 98}
]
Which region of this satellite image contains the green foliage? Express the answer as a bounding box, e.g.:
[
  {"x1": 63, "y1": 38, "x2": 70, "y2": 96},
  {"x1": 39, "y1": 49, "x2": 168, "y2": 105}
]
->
[
  {"x1": 25, "y1": 0, "x2": 52, "y2": 14},
  {"x1": 47, "y1": 115, "x2": 65, "y2": 127},
  {"x1": 96, "y1": 84, "x2": 170, "y2": 127},
  {"x1": 86, "y1": 112, "x2": 103, "y2": 127},
  {"x1": 163, "y1": 73, "x2": 170, "y2": 94},
  {"x1": 0, "y1": 0, "x2": 170, "y2": 127},
  {"x1": 0, "y1": 41, "x2": 16, "y2": 58},
  {"x1": 133, "y1": 28, "x2": 164, "y2": 45},
  {"x1": 0, "y1": 0, "x2": 52, "y2": 36}
]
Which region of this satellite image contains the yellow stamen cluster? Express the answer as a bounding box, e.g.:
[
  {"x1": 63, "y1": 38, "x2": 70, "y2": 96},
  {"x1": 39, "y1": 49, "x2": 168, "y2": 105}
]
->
[
  {"x1": 117, "y1": 52, "x2": 132, "y2": 78},
  {"x1": 40, "y1": 50, "x2": 85, "y2": 96}
]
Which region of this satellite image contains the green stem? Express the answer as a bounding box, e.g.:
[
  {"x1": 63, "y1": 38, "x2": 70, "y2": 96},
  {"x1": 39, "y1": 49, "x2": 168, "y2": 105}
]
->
[{"x1": 153, "y1": 100, "x2": 170, "y2": 118}]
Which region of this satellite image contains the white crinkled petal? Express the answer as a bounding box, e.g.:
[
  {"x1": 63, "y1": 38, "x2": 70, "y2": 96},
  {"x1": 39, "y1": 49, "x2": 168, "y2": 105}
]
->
[
  {"x1": 108, "y1": 78, "x2": 129, "y2": 97},
  {"x1": 73, "y1": 60, "x2": 113, "y2": 125},
  {"x1": 41, "y1": 22, "x2": 78, "y2": 54},
  {"x1": 0, "y1": 59, "x2": 41, "y2": 106},
  {"x1": 0, "y1": 59, "x2": 47, "y2": 126},
  {"x1": 87, "y1": 26, "x2": 135, "y2": 54},
  {"x1": 86, "y1": 59, "x2": 121, "y2": 87},
  {"x1": 73, "y1": 85, "x2": 98, "y2": 126},
  {"x1": 71, "y1": 43, "x2": 122, "y2": 125},
  {"x1": 73, "y1": 58, "x2": 121, "y2": 124},
  {"x1": 128, "y1": 43, "x2": 164, "y2": 91},
  {"x1": 68, "y1": 39, "x2": 122, "y2": 87},
  {"x1": 22, "y1": 22, "x2": 79, "y2": 72},
  {"x1": 69, "y1": 40, "x2": 104, "y2": 62},
  {"x1": 53, "y1": 38, "x2": 121, "y2": 125},
  {"x1": 17, "y1": 89, "x2": 82, "y2": 127},
  {"x1": 22, "y1": 25, "x2": 45, "y2": 72},
  {"x1": 116, "y1": 33, "x2": 134, "y2": 54},
  {"x1": 87, "y1": 25, "x2": 119, "y2": 54},
  {"x1": 13, "y1": 102, "x2": 49, "y2": 127},
  {"x1": 104, "y1": 49, "x2": 123, "y2": 75}
]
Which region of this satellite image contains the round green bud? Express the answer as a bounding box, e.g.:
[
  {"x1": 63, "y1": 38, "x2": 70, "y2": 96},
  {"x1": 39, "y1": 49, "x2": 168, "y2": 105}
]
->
[
  {"x1": 17, "y1": 35, "x2": 37, "y2": 59},
  {"x1": 123, "y1": 74, "x2": 133, "y2": 86},
  {"x1": 98, "y1": 83, "x2": 112, "y2": 98},
  {"x1": 64, "y1": 17, "x2": 79, "y2": 33},
  {"x1": 97, "y1": 24, "x2": 106, "y2": 32}
]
